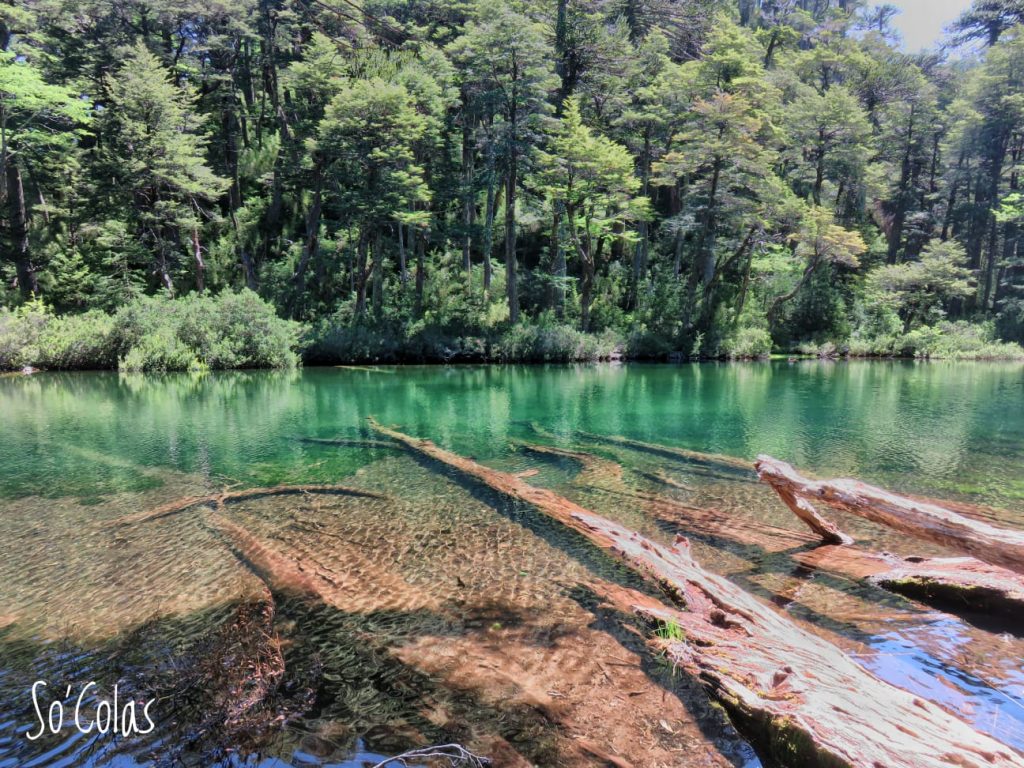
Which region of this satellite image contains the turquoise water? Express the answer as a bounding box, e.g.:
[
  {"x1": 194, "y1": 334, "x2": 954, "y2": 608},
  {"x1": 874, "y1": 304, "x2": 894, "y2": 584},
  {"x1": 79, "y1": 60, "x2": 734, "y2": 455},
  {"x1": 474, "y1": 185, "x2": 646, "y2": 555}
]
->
[
  {"x1": 0, "y1": 362, "x2": 1022, "y2": 766},
  {"x1": 2, "y1": 362, "x2": 1023, "y2": 505}
]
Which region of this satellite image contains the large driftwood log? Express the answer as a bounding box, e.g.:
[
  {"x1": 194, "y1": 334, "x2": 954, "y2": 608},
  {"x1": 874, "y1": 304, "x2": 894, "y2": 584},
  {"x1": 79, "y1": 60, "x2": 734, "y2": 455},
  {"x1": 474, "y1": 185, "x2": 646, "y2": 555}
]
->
[
  {"x1": 369, "y1": 418, "x2": 1024, "y2": 768},
  {"x1": 793, "y1": 546, "x2": 1024, "y2": 618},
  {"x1": 755, "y1": 455, "x2": 1024, "y2": 575}
]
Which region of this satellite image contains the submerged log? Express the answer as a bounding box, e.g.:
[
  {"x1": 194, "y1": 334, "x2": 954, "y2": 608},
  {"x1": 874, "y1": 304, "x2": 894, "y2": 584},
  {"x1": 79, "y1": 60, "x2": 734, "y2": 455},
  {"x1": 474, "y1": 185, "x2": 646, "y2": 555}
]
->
[
  {"x1": 756, "y1": 455, "x2": 1024, "y2": 575},
  {"x1": 513, "y1": 441, "x2": 624, "y2": 487},
  {"x1": 793, "y1": 546, "x2": 1024, "y2": 618},
  {"x1": 106, "y1": 484, "x2": 384, "y2": 528},
  {"x1": 577, "y1": 431, "x2": 754, "y2": 473},
  {"x1": 369, "y1": 418, "x2": 1024, "y2": 768}
]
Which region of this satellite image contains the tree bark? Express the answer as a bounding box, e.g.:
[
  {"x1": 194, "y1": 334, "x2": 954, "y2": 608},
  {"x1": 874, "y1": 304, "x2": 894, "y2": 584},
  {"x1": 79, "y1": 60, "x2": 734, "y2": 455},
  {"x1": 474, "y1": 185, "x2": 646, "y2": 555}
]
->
[
  {"x1": 6, "y1": 162, "x2": 36, "y2": 297},
  {"x1": 505, "y1": 149, "x2": 519, "y2": 324},
  {"x1": 793, "y1": 545, "x2": 1024, "y2": 621},
  {"x1": 461, "y1": 94, "x2": 475, "y2": 277},
  {"x1": 756, "y1": 455, "x2": 1024, "y2": 575},
  {"x1": 291, "y1": 158, "x2": 324, "y2": 304},
  {"x1": 483, "y1": 132, "x2": 497, "y2": 296},
  {"x1": 367, "y1": 419, "x2": 1024, "y2": 768},
  {"x1": 355, "y1": 230, "x2": 370, "y2": 317},
  {"x1": 415, "y1": 226, "x2": 426, "y2": 316}
]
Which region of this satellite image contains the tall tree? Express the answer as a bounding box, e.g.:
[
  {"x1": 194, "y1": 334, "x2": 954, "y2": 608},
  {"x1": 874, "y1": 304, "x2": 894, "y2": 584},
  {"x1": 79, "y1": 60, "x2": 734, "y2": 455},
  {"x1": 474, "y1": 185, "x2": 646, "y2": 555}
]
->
[
  {"x1": 448, "y1": 1, "x2": 556, "y2": 323},
  {"x1": 102, "y1": 44, "x2": 228, "y2": 294}
]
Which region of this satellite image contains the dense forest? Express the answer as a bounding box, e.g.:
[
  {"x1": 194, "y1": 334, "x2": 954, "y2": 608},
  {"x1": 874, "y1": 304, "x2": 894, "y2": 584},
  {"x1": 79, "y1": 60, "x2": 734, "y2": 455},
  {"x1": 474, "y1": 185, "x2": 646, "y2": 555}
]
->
[{"x1": 4, "y1": 0, "x2": 1024, "y2": 367}]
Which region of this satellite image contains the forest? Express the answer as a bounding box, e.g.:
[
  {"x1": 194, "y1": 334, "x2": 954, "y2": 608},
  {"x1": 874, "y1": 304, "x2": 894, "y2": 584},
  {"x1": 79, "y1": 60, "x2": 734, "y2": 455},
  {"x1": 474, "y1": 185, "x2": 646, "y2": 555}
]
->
[{"x1": 4, "y1": 0, "x2": 1024, "y2": 368}]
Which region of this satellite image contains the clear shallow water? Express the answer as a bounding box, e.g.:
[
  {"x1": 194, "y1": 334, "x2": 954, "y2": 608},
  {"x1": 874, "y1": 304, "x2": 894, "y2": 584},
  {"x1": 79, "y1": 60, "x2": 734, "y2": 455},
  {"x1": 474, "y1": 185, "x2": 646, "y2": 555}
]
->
[{"x1": 0, "y1": 362, "x2": 1022, "y2": 767}]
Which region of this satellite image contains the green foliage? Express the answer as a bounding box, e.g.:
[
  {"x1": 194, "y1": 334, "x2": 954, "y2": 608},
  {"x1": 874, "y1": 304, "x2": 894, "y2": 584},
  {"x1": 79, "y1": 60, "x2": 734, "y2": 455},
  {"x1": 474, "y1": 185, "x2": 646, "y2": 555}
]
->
[
  {"x1": 3, "y1": 0, "x2": 1023, "y2": 365},
  {"x1": 0, "y1": 292, "x2": 300, "y2": 371},
  {"x1": 721, "y1": 324, "x2": 773, "y2": 359},
  {"x1": 849, "y1": 321, "x2": 1024, "y2": 361},
  {"x1": 496, "y1": 323, "x2": 621, "y2": 363}
]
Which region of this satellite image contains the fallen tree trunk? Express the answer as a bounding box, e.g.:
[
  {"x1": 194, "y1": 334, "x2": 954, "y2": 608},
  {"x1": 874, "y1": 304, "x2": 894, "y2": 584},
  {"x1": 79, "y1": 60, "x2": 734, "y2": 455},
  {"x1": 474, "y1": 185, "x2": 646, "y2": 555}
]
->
[
  {"x1": 107, "y1": 484, "x2": 383, "y2": 528},
  {"x1": 576, "y1": 431, "x2": 754, "y2": 473},
  {"x1": 369, "y1": 418, "x2": 1024, "y2": 768},
  {"x1": 756, "y1": 455, "x2": 1024, "y2": 576},
  {"x1": 793, "y1": 546, "x2": 1024, "y2": 619}
]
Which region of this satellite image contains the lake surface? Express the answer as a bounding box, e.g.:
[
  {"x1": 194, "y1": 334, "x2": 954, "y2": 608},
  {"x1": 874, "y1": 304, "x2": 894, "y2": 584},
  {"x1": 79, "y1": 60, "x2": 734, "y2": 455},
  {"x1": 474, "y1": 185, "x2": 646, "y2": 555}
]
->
[{"x1": 1, "y1": 362, "x2": 1022, "y2": 766}]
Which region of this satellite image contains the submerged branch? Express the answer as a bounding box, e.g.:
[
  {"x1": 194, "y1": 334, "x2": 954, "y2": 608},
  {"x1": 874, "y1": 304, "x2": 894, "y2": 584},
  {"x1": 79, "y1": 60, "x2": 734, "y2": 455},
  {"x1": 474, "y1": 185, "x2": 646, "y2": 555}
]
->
[
  {"x1": 371, "y1": 744, "x2": 491, "y2": 768},
  {"x1": 368, "y1": 417, "x2": 1024, "y2": 768},
  {"x1": 106, "y1": 484, "x2": 385, "y2": 528}
]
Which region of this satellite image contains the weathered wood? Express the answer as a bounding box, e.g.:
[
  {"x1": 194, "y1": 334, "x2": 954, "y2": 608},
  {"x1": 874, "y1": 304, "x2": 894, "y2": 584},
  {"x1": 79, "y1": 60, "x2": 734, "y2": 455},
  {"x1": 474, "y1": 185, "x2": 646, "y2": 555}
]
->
[
  {"x1": 369, "y1": 418, "x2": 1024, "y2": 768},
  {"x1": 106, "y1": 484, "x2": 383, "y2": 528},
  {"x1": 756, "y1": 455, "x2": 1024, "y2": 575},
  {"x1": 794, "y1": 546, "x2": 1024, "y2": 618},
  {"x1": 764, "y1": 479, "x2": 854, "y2": 546},
  {"x1": 577, "y1": 431, "x2": 754, "y2": 472}
]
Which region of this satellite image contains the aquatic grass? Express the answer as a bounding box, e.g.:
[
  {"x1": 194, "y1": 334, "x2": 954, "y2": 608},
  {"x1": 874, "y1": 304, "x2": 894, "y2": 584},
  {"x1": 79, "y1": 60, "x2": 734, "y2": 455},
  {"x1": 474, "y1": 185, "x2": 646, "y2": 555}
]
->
[{"x1": 655, "y1": 618, "x2": 686, "y2": 643}]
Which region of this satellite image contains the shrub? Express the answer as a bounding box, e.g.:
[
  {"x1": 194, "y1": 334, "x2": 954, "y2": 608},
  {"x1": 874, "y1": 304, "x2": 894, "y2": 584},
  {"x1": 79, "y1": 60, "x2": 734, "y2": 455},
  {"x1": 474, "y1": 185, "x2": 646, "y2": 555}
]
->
[
  {"x1": 846, "y1": 321, "x2": 1024, "y2": 360},
  {"x1": 0, "y1": 290, "x2": 301, "y2": 371},
  {"x1": 120, "y1": 328, "x2": 204, "y2": 372},
  {"x1": 721, "y1": 325, "x2": 773, "y2": 360},
  {"x1": 496, "y1": 323, "x2": 621, "y2": 362}
]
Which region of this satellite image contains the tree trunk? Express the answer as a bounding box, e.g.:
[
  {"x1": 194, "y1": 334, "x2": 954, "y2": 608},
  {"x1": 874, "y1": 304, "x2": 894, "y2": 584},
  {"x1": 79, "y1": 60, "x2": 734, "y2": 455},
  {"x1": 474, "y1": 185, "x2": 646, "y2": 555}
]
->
[
  {"x1": 367, "y1": 419, "x2": 1024, "y2": 768},
  {"x1": 887, "y1": 109, "x2": 915, "y2": 264},
  {"x1": 461, "y1": 94, "x2": 475, "y2": 277},
  {"x1": 415, "y1": 226, "x2": 426, "y2": 316},
  {"x1": 483, "y1": 136, "x2": 496, "y2": 296},
  {"x1": 6, "y1": 162, "x2": 36, "y2": 298},
  {"x1": 192, "y1": 227, "x2": 205, "y2": 292},
  {"x1": 371, "y1": 229, "x2": 383, "y2": 318},
  {"x1": 397, "y1": 222, "x2": 408, "y2": 287},
  {"x1": 355, "y1": 230, "x2": 370, "y2": 318},
  {"x1": 505, "y1": 150, "x2": 519, "y2": 324},
  {"x1": 631, "y1": 128, "x2": 651, "y2": 308},
  {"x1": 580, "y1": 254, "x2": 594, "y2": 332},
  {"x1": 291, "y1": 158, "x2": 324, "y2": 304},
  {"x1": 549, "y1": 202, "x2": 565, "y2": 317},
  {"x1": 756, "y1": 455, "x2": 1024, "y2": 575}
]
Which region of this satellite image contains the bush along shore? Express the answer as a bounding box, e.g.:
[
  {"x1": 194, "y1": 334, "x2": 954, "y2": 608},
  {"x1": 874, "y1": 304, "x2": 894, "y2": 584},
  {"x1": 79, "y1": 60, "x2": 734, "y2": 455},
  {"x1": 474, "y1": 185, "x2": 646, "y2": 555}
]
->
[{"x1": 2, "y1": 289, "x2": 1023, "y2": 372}]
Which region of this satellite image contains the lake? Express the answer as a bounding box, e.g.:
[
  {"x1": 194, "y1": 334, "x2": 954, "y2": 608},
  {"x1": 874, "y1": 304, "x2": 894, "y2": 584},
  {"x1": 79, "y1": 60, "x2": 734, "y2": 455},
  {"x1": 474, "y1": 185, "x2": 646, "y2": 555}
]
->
[{"x1": 1, "y1": 362, "x2": 1023, "y2": 766}]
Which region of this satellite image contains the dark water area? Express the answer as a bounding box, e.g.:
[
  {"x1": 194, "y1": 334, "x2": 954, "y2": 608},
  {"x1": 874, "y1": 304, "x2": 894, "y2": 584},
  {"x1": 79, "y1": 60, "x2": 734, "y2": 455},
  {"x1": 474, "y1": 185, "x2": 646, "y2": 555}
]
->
[{"x1": 0, "y1": 362, "x2": 1022, "y2": 766}]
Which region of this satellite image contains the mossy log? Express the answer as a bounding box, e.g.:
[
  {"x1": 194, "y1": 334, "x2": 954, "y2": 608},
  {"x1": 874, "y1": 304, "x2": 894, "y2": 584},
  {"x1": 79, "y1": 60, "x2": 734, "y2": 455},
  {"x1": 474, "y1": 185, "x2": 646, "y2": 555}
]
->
[
  {"x1": 793, "y1": 546, "x2": 1024, "y2": 618},
  {"x1": 107, "y1": 484, "x2": 384, "y2": 528},
  {"x1": 755, "y1": 455, "x2": 1024, "y2": 575},
  {"x1": 369, "y1": 418, "x2": 1024, "y2": 768}
]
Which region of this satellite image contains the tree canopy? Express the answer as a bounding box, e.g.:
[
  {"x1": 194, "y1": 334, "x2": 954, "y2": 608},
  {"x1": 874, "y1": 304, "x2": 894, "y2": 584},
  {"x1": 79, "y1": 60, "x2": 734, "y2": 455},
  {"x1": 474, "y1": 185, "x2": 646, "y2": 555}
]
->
[{"x1": 3, "y1": 0, "x2": 1024, "y2": 359}]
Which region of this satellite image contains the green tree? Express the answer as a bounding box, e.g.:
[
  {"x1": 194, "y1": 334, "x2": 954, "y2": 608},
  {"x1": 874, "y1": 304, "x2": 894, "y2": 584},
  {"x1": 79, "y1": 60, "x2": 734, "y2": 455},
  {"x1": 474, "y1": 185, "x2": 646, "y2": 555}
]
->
[
  {"x1": 448, "y1": 1, "x2": 557, "y2": 322},
  {"x1": 541, "y1": 97, "x2": 649, "y2": 331},
  {"x1": 315, "y1": 77, "x2": 430, "y2": 318},
  {"x1": 0, "y1": 49, "x2": 89, "y2": 297},
  {"x1": 867, "y1": 240, "x2": 974, "y2": 331},
  {"x1": 102, "y1": 44, "x2": 228, "y2": 295}
]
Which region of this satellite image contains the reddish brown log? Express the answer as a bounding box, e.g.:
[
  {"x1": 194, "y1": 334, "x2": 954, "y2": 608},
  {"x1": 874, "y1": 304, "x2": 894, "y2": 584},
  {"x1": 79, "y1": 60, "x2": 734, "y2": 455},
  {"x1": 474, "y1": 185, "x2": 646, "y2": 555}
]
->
[
  {"x1": 756, "y1": 455, "x2": 1024, "y2": 575},
  {"x1": 794, "y1": 546, "x2": 1024, "y2": 618},
  {"x1": 369, "y1": 418, "x2": 1024, "y2": 768}
]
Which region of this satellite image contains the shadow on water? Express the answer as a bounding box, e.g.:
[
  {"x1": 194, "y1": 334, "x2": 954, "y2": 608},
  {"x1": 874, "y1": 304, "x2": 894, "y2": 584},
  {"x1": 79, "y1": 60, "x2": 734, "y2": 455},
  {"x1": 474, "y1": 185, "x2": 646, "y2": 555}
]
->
[{"x1": 0, "y1": 593, "x2": 569, "y2": 768}]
